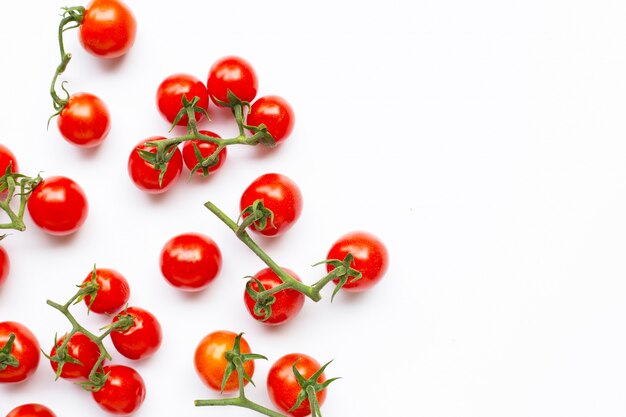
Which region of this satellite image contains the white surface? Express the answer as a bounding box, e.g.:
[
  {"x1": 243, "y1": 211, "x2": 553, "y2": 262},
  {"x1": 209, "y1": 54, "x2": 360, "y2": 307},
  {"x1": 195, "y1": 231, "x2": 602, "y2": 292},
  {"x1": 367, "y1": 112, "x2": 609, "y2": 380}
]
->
[{"x1": 1, "y1": 0, "x2": 626, "y2": 416}]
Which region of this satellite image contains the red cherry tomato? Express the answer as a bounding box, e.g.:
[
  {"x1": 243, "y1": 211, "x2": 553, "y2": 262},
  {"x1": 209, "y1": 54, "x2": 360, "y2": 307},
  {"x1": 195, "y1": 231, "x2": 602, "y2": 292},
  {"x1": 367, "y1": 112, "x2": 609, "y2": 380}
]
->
[
  {"x1": 92, "y1": 365, "x2": 145, "y2": 415},
  {"x1": 0, "y1": 144, "x2": 18, "y2": 174},
  {"x1": 156, "y1": 73, "x2": 209, "y2": 126},
  {"x1": 27, "y1": 176, "x2": 88, "y2": 236},
  {"x1": 194, "y1": 330, "x2": 254, "y2": 392},
  {"x1": 0, "y1": 245, "x2": 9, "y2": 288},
  {"x1": 244, "y1": 267, "x2": 305, "y2": 326},
  {"x1": 160, "y1": 233, "x2": 222, "y2": 291},
  {"x1": 240, "y1": 173, "x2": 303, "y2": 237},
  {"x1": 79, "y1": 0, "x2": 137, "y2": 58},
  {"x1": 207, "y1": 56, "x2": 258, "y2": 106},
  {"x1": 6, "y1": 404, "x2": 56, "y2": 417},
  {"x1": 57, "y1": 93, "x2": 110, "y2": 148},
  {"x1": 247, "y1": 95, "x2": 295, "y2": 144},
  {"x1": 110, "y1": 306, "x2": 162, "y2": 360},
  {"x1": 267, "y1": 353, "x2": 327, "y2": 417},
  {"x1": 128, "y1": 139, "x2": 183, "y2": 194},
  {"x1": 49, "y1": 332, "x2": 102, "y2": 380},
  {"x1": 326, "y1": 231, "x2": 389, "y2": 292},
  {"x1": 0, "y1": 321, "x2": 40, "y2": 383},
  {"x1": 82, "y1": 268, "x2": 130, "y2": 314},
  {"x1": 182, "y1": 130, "x2": 227, "y2": 176}
]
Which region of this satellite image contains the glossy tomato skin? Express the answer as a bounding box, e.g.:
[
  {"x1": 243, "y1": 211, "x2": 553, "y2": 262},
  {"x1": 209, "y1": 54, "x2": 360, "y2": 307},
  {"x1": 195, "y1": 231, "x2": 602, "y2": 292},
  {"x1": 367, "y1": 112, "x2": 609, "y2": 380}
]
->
[
  {"x1": 247, "y1": 95, "x2": 295, "y2": 144},
  {"x1": 111, "y1": 306, "x2": 162, "y2": 360},
  {"x1": 240, "y1": 173, "x2": 303, "y2": 237},
  {"x1": 267, "y1": 353, "x2": 327, "y2": 417},
  {"x1": 160, "y1": 233, "x2": 222, "y2": 291},
  {"x1": 156, "y1": 74, "x2": 209, "y2": 126},
  {"x1": 326, "y1": 231, "x2": 389, "y2": 292},
  {"x1": 0, "y1": 245, "x2": 9, "y2": 288},
  {"x1": 244, "y1": 267, "x2": 305, "y2": 326},
  {"x1": 0, "y1": 144, "x2": 18, "y2": 174},
  {"x1": 57, "y1": 93, "x2": 110, "y2": 148},
  {"x1": 194, "y1": 330, "x2": 254, "y2": 392},
  {"x1": 27, "y1": 176, "x2": 88, "y2": 236},
  {"x1": 6, "y1": 404, "x2": 56, "y2": 417},
  {"x1": 207, "y1": 56, "x2": 258, "y2": 106},
  {"x1": 49, "y1": 332, "x2": 101, "y2": 380},
  {"x1": 82, "y1": 268, "x2": 130, "y2": 314},
  {"x1": 79, "y1": 0, "x2": 137, "y2": 58},
  {"x1": 92, "y1": 365, "x2": 145, "y2": 415},
  {"x1": 0, "y1": 322, "x2": 40, "y2": 383},
  {"x1": 182, "y1": 130, "x2": 227, "y2": 176},
  {"x1": 128, "y1": 138, "x2": 183, "y2": 194}
]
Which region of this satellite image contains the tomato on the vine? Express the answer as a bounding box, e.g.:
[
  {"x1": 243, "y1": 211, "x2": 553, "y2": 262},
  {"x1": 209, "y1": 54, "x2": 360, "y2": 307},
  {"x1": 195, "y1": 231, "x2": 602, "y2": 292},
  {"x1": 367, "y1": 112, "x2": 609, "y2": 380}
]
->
[
  {"x1": 128, "y1": 139, "x2": 183, "y2": 194},
  {"x1": 49, "y1": 332, "x2": 101, "y2": 380},
  {"x1": 79, "y1": 0, "x2": 137, "y2": 58},
  {"x1": 326, "y1": 231, "x2": 389, "y2": 292},
  {"x1": 267, "y1": 353, "x2": 328, "y2": 417},
  {"x1": 247, "y1": 95, "x2": 295, "y2": 144},
  {"x1": 82, "y1": 268, "x2": 130, "y2": 314},
  {"x1": 240, "y1": 173, "x2": 303, "y2": 237},
  {"x1": 6, "y1": 404, "x2": 56, "y2": 417},
  {"x1": 110, "y1": 306, "x2": 162, "y2": 360},
  {"x1": 27, "y1": 176, "x2": 88, "y2": 236},
  {"x1": 0, "y1": 144, "x2": 18, "y2": 174},
  {"x1": 0, "y1": 321, "x2": 40, "y2": 383},
  {"x1": 182, "y1": 130, "x2": 227, "y2": 176},
  {"x1": 194, "y1": 330, "x2": 254, "y2": 392},
  {"x1": 57, "y1": 93, "x2": 110, "y2": 148},
  {"x1": 0, "y1": 245, "x2": 9, "y2": 288},
  {"x1": 244, "y1": 267, "x2": 305, "y2": 326},
  {"x1": 207, "y1": 56, "x2": 258, "y2": 106},
  {"x1": 92, "y1": 365, "x2": 145, "y2": 415},
  {"x1": 156, "y1": 73, "x2": 209, "y2": 126},
  {"x1": 160, "y1": 233, "x2": 222, "y2": 291}
]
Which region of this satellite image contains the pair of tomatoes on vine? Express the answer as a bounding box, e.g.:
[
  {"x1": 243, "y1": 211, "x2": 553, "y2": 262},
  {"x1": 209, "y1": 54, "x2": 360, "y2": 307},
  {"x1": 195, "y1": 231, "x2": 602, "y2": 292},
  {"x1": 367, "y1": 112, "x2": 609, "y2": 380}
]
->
[
  {"x1": 128, "y1": 55, "x2": 296, "y2": 194},
  {"x1": 194, "y1": 331, "x2": 335, "y2": 417},
  {"x1": 52, "y1": 0, "x2": 136, "y2": 148}
]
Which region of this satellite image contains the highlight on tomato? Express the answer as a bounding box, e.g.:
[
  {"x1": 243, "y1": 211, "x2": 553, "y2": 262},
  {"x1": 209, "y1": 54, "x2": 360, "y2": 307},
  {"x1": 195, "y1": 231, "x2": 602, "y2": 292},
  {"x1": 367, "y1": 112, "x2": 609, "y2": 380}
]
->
[
  {"x1": 49, "y1": 332, "x2": 102, "y2": 380},
  {"x1": 244, "y1": 267, "x2": 305, "y2": 326},
  {"x1": 128, "y1": 139, "x2": 183, "y2": 194},
  {"x1": 157, "y1": 73, "x2": 209, "y2": 126},
  {"x1": 82, "y1": 267, "x2": 130, "y2": 314},
  {"x1": 57, "y1": 93, "x2": 110, "y2": 148},
  {"x1": 91, "y1": 365, "x2": 146, "y2": 415},
  {"x1": 110, "y1": 306, "x2": 162, "y2": 360},
  {"x1": 26, "y1": 176, "x2": 88, "y2": 236},
  {"x1": 6, "y1": 404, "x2": 57, "y2": 417},
  {"x1": 207, "y1": 56, "x2": 258, "y2": 106},
  {"x1": 0, "y1": 321, "x2": 40, "y2": 384},
  {"x1": 79, "y1": 0, "x2": 137, "y2": 59},
  {"x1": 160, "y1": 233, "x2": 222, "y2": 291}
]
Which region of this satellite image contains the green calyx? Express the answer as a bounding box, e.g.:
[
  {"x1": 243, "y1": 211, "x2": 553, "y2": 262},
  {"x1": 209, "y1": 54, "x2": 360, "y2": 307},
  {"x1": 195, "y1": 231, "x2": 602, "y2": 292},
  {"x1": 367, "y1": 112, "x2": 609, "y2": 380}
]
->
[
  {"x1": 0, "y1": 166, "x2": 42, "y2": 235},
  {"x1": 290, "y1": 360, "x2": 339, "y2": 417},
  {"x1": 313, "y1": 253, "x2": 362, "y2": 301},
  {"x1": 238, "y1": 199, "x2": 275, "y2": 236},
  {"x1": 221, "y1": 333, "x2": 267, "y2": 393},
  {"x1": 245, "y1": 277, "x2": 276, "y2": 321},
  {"x1": 0, "y1": 333, "x2": 19, "y2": 371}
]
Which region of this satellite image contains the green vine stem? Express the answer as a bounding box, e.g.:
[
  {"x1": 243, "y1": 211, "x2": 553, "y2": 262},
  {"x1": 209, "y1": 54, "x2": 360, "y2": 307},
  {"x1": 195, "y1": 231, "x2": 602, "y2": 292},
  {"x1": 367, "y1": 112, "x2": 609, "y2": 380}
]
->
[
  {"x1": 0, "y1": 167, "x2": 42, "y2": 235},
  {"x1": 204, "y1": 201, "x2": 362, "y2": 316},
  {"x1": 139, "y1": 92, "x2": 276, "y2": 182},
  {"x1": 50, "y1": 6, "x2": 85, "y2": 118},
  {"x1": 45, "y1": 271, "x2": 134, "y2": 390}
]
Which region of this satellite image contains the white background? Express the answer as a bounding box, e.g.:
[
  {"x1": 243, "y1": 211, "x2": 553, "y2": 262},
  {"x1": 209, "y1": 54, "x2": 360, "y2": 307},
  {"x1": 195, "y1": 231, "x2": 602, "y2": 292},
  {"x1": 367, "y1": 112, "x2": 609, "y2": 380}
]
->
[{"x1": 1, "y1": 0, "x2": 626, "y2": 416}]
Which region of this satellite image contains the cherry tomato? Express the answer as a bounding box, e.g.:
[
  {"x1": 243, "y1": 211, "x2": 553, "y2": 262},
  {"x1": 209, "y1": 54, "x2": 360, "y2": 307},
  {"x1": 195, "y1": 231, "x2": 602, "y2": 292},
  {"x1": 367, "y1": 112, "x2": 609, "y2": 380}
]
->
[
  {"x1": 181, "y1": 130, "x2": 227, "y2": 176},
  {"x1": 0, "y1": 245, "x2": 9, "y2": 288},
  {"x1": 110, "y1": 307, "x2": 162, "y2": 360},
  {"x1": 240, "y1": 173, "x2": 303, "y2": 237},
  {"x1": 79, "y1": 0, "x2": 137, "y2": 58},
  {"x1": 0, "y1": 144, "x2": 18, "y2": 174},
  {"x1": 27, "y1": 176, "x2": 88, "y2": 236},
  {"x1": 6, "y1": 404, "x2": 56, "y2": 417},
  {"x1": 156, "y1": 73, "x2": 209, "y2": 126},
  {"x1": 49, "y1": 332, "x2": 101, "y2": 380},
  {"x1": 82, "y1": 268, "x2": 130, "y2": 314},
  {"x1": 57, "y1": 93, "x2": 110, "y2": 148},
  {"x1": 267, "y1": 353, "x2": 327, "y2": 417},
  {"x1": 92, "y1": 365, "x2": 145, "y2": 415},
  {"x1": 194, "y1": 330, "x2": 254, "y2": 392},
  {"x1": 244, "y1": 267, "x2": 305, "y2": 326},
  {"x1": 207, "y1": 56, "x2": 258, "y2": 106},
  {"x1": 0, "y1": 321, "x2": 40, "y2": 383},
  {"x1": 128, "y1": 139, "x2": 183, "y2": 194},
  {"x1": 247, "y1": 95, "x2": 295, "y2": 144},
  {"x1": 326, "y1": 231, "x2": 389, "y2": 292},
  {"x1": 160, "y1": 233, "x2": 222, "y2": 291}
]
